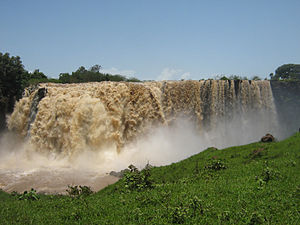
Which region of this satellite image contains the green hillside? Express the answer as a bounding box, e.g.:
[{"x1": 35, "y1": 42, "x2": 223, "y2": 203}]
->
[{"x1": 1, "y1": 133, "x2": 300, "y2": 224}]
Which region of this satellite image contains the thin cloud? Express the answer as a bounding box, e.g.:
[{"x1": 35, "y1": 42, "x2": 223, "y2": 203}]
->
[
  {"x1": 157, "y1": 68, "x2": 191, "y2": 81},
  {"x1": 181, "y1": 72, "x2": 191, "y2": 80},
  {"x1": 101, "y1": 67, "x2": 136, "y2": 77}
]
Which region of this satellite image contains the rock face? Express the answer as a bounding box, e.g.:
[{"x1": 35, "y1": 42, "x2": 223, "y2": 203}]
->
[
  {"x1": 109, "y1": 169, "x2": 130, "y2": 178},
  {"x1": 261, "y1": 134, "x2": 275, "y2": 142},
  {"x1": 271, "y1": 81, "x2": 300, "y2": 137}
]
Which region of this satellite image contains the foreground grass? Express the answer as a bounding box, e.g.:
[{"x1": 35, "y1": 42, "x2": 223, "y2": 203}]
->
[{"x1": 1, "y1": 133, "x2": 300, "y2": 224}]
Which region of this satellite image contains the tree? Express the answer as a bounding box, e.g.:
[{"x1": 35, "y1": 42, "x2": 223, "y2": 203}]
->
[
  {"x1": 0, "y1": 52, "x2": 26, "y2": 130},
  {"x1": 0, "y1": 52, "x2": 25, "y2": 108},
  {"x1": 251, "y1": 76, "x2": 261, "y2": 80},
  {"x1": 30, "y1": 69, "x2": 47, "y2": 79},
  {"x1": 76, "y1": 66, "x2": 87, "y2": 74},
  {"x1": 220, "y1": 76, "x2": 229, "y2": 80},
  {"x1": 228, "y1": 75, "x2": 248, "y2": 80},
  {"x1": 89, "y1": 64, "x2": 102, "y2": 73},
  {"x1": 59, "y1": 73, "x2": 71, "y2": 83},
  {"x1": 274, "y1": 64, "x2": 300, "y2": 80}
]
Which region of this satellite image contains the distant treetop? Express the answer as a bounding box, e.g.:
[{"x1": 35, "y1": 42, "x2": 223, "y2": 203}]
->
[
  {"x1": 58, "y1": 65, "x2": 140, "y2": 83},
  {"x1": 272, "y1": 64, "x2": 300, "y2": 80}
]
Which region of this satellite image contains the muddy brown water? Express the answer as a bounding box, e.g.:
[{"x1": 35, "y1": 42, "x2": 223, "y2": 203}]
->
[{"x1": 0, "y1": 169, "x2": 119, "y2": 194}]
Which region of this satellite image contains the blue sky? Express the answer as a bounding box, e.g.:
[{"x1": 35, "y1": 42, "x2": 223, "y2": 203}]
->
[{"x1": 1, "y1": 0, "x2": 300, "y2": 80}]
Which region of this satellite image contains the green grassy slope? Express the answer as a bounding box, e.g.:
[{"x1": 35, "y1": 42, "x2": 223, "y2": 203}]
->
[{"x1": 1, "y1": 133, "x2": 300, "y2": 224}]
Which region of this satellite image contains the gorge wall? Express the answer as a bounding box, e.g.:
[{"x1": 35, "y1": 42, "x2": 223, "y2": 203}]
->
[{"x1": 271, "y1": 80, "x2": 300, "y2": 136}]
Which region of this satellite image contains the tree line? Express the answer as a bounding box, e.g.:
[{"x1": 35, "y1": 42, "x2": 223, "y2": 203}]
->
[
  {"x1": 217, "y1": 64, "x2": 300, "y2": 81},
  {"x1": 58, "y1": 65, "x2": 140, "y2": 83}
]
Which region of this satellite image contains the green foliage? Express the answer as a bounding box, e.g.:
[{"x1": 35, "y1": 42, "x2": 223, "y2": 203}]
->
[
  {"x1": 220, "y1": 76, "x2": 229, "y2": 80},
  {"x1": 170, "y1": 205, "x2": 189, "y2": 224},
  {"x1": 251, "y1": 75, "x2": 261, "y2": 80},
  {"x1": 188, "y1": 196, "x2": 204, "y2": 216},
  {"x1": 66, "y1": 185, "x2": 93, "y2": 197},
  {"x1": 58, "y1": 65, "x2": 141, "y2": 83},
  {"x1": 217, "y1": 75, "x2": 249, "y2": 80},
  {"x1": 260, "y1": 164, "x2": 281, "y2": 183},
  {"x1": 14, "y1": 188, "x2": 40, "y2": 201},
  {"x1": 274, "y1": 64, "x2": 300, "y2": 80},
  {"x1": 0, "y1": 52, "x2": 25, "y2": 111},
  {"x1": 123, "y1": 164, "x2": 153, "y2": 191},
  {"x1": 204, "y1": 159, "x2": 227, "y2": 171},
  {"x1": 229, "y1": 75, "x2": 248, "y2": 80}
]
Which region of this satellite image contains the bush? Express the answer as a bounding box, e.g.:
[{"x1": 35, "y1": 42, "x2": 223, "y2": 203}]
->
[
  {"x1": 189, "y1": 196, "x2": 204, "y2": 216},
  {"x1": 205, "y1": 159, "x2": 227, "y2": 171},
  {"x1": 17, "y1": 188, "x2": 40, "y2": 201},
  {"x1": 66, "y1": 185, "x2": 93, "y2": 197},
  {"x1": 123, "y1": 164, "x2": 153, "y2": 191},
  {"x1": 170, "y1": 205, "x2": 189, "y2": 224},
  {"x1": 261, "y1": 166, "x2": 280, "y2": 182}
]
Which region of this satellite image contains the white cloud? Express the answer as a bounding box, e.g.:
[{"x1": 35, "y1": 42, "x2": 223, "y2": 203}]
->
[
  {"x1": 157, "y1": 68, "x2": 191, "y2": 81},
  {"x1": 101, "y1": 67, "x2": 136, "y2": 77},
  {"x1": 181, "y1": 72, "x2": 191, "y2": 80}
]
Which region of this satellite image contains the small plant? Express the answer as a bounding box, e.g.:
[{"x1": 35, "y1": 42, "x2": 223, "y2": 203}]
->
[
  {"x1": 249, "y1": 212, "x2": 264, "y2": 224},
  {"x1": 170, "y1": 205, "x2": 189, "y2": 224},
  {"x1": 256, "y1": 162, "x2": 281, "y2": 189},
  {"x1": 188, "y1": 196, "x2": 204, "y2": 216},
  {"x1": 205, "y1": 159, "x2": 227, "y2": 171},
  {"x1": 10, "y1": 191, "x2": 18, "y2": 197},
  {"x1": 123, "y1": 164, "x2": 153, "y2": 191},
  {"x1": 255, "y1": 177, "x2": 266, "y2": 190},
  {"x1": 250, "y1": 148, "x2": 265, "y2": 159},
  {"x1": 79, "y1": 185, "x2": 94, "y2": 196},
  {"x1": 261, "y1": 166, "x2": 280, "y2": 182},
  {"x1": 66, "y1": 185, "x2": 93, "y2": 197},
  {"x1": 18, "y1": 188, "x2": 39, "y2": 201},
  {"x1": 286, "y1": 159, "x2": 296, "y2": 167}
]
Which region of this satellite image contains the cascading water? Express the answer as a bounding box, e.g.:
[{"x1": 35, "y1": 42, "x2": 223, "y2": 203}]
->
[{"x1": 0, "y1": 80, "x2": 280, "y2": 193}]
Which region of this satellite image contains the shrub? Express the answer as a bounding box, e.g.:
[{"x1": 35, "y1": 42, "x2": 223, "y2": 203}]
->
[
  {"x1": 66, "y1": 185, "x2": 93, "y2": 197},
  {"x1": 18, "y1": 188, "x2": 39, "y2": 201},
  {"x1": 205, "y1": 159, "x2": 227, "y2": 171},
  {"x1": 123, "y1": 164, "x2": 153, "y2": 191},
  {"x1": 261, "y1": 166, "x2": 280, "y2": 182},
  {"x1": 170, "y1": 206, "x2": 189, "y2": 224},
  {"x1": 256, "y1": 163, "x2": 281, "y2": 189},
  {"x1": 188, "y1": 196, "x2": 204, "y2": 216}
]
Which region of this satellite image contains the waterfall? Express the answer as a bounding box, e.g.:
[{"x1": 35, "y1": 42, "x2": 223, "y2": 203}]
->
[{"x1": 7, "y1": 80, "x2": 279, "y2": 157}]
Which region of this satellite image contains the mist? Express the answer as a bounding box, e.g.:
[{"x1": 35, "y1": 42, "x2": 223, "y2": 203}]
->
[{"x1": 0, "y1": 111, "x2": 281, "y2": 194}]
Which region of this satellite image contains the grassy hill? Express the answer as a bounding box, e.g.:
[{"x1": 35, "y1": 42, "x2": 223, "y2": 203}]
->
[{"x1": 1, "y1": 133, "x2": 300, "y2": 224}]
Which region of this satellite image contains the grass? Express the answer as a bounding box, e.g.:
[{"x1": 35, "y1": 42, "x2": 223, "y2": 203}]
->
[{"x1": 1, "y1": 133, "x2": 300, "y2": 224}]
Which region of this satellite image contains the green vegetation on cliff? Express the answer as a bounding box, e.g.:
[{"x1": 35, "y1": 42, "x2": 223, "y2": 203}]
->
[
  {"x1": 0, "y1": 133, "x2": 299, "y2": 224},
  {"x1": 271, "y1": 64, "x2": 300, "y2": 80}
]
